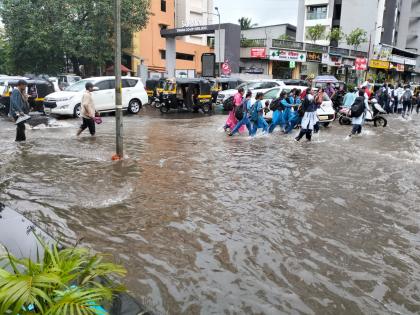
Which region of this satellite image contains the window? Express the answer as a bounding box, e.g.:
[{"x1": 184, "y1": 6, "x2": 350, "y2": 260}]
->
[
  {"x1": 263, "y1": 82, "x2": 278, "y2": 89},
  {"x1": 160, "y1": 50, "x2": 166, "y2": 60},
  {"x1": 306, "y1": 5, "x2": 328, "y2": 20},
  {"x1": 161, "y1": 0, "x2": 166, "y2": 12},
  {"x1": 122, "y1": 79, "x2": 138, "y2": 88},
  {"x1": 263, "y1": 88, "x2": 280, "y2": 100},
  {"x1": 95, "y1": 80, "x2": 113, "y2": 91},
  {"x1": 159, "y1": 50, "x2": 194, "y2": 61}
]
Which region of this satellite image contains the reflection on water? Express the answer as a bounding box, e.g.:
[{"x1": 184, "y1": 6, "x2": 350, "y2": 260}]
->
[{"x1": 0, "y1": 113, "x2": 419, "y2": 315}]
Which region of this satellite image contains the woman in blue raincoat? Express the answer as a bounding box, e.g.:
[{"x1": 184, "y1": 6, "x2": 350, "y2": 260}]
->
[
  {"x1": 268, "y1": 92, "x2": 286, "y2": 133},
  {"x1": 285, "y1": 89, "x2": 303, "y2": 134},
  {"x1": 251, "y1": 92, "x2": 269, "y2": 136}
]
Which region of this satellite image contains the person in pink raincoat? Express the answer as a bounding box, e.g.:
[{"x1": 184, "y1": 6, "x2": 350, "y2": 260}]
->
[{"x1": 224, "y1": 87, "x2": 245, "y2": 133}]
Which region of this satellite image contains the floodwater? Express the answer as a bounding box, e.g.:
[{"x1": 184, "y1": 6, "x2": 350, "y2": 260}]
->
[{"x1": 0, "y1": 110, "x2": 419, "y2": 315}]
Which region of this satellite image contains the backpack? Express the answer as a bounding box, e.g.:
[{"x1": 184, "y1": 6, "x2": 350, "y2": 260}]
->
[
  {"x1": 250, "y1": 102, "x2": 259, "y2": 122},
  {"x1": 234, "y1": 100, "x2": 247, "y2": 121},
  {"x1": 402, "y1": 90, "x2": 412, "y2": 102},
  {"x1": 223, "y1": 96, "x2": 234, "y2": 111},
  {"x1": 350, "y1": 97, "x2": 365, "y2": 118},
  {"x1": 297, "y1": 105, "x2": 305, "y2": 117}
]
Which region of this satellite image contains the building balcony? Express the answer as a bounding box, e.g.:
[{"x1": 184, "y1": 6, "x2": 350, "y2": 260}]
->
[
  {"x1": 272, "y1": 39, "x2": 304, "y2": 50},
  {"x1": 306, "y1": 12, "x2": 328, "y2": 20},
  {"x1": 305, "y1": 43, "x2": 328, "y2": 53},
  {"x1": 240, "y1": 38, "x2": 267, "y2": 48}
]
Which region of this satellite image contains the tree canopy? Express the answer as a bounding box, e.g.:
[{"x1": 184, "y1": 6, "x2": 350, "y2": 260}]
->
[
  {"x1": 0, "y1": 0, "x2": 150, "y2": 75},
  {"x1": 306, "y1": 24, "x2": 326, "y2": 44},
  {"x1": 346, "y1": 28, "x2": 367, "y2": 51},
  {"x1": 238, "y1": 17, "x2": 258, "y2": 30}
]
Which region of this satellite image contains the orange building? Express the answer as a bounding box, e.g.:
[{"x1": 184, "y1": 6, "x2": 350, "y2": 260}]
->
[{"x1": 127, "y1": 0, "x2": 212, "y2": 77}]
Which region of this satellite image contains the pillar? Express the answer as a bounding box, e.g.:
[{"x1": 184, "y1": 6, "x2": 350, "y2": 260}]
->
[{"x1": 166, "y1": 37, "x2": 176, "y2": 78}]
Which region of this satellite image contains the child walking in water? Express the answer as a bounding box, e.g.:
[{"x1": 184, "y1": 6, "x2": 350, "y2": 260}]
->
[{"x1": 250, "y1": 92, "x2": 268, "y2": 136}]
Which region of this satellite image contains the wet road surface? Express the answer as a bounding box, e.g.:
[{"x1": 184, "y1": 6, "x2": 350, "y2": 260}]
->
[{"x1": 0, "y1": 110, "x2": 419, "y2": 315}]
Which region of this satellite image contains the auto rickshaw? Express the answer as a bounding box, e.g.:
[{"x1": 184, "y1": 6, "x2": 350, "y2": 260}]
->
[
  {"x1": 210, "y1": 78, "x2": 243, "y2": 103},
  {"x1": 145, "y1": 78, "x2": 166, "y2": 107},
  {"x1": 160, "y1": 78, "x2": 213, "y2": 114},
  {"x1": 0, "y1": 78, "x2": 55, "y2": 115}
]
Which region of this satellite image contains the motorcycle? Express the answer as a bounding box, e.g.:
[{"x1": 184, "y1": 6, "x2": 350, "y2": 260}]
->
[{"x1": 338, "y1": 99, "x2": 387, "y2": 127}]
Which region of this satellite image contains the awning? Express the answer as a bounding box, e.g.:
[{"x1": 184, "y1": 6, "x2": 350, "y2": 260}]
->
[
  {"x1": 314, "y1": 75, "x2": 338, "y2": 83},
  {"x1": 106, "y1": 64, "x2": 132, "y2": 72}
]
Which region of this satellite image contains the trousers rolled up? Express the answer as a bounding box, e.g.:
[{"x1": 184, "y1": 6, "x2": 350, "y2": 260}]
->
[{"x1": 231, "y1": 115, "x2": 252, "y2": 136}]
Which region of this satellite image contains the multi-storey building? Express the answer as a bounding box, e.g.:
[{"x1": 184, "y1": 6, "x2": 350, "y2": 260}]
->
[
  {"x1": 126, "y1": 0, "x2": 212, "y2": 78},
  {"x1": 175, "y1": 0, "x2": 214, "y2": 45}
]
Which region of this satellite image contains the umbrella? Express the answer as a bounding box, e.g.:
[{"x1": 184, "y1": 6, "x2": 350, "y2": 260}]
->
[{"x1": 314, "y1": 75, "x2": 338, "y2": 83}]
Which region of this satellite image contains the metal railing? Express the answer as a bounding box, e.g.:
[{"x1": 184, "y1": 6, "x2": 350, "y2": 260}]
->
[
  {"x1": 330, "y1": 46, "x2": 350, "y2": 56},
  {"x1": 306, "y1": 12, "x2": 327, "y2": 20},
  {"x1": 305, "y1": 43, "x2": 328, "y2": 53},
  {"x1": 272, "y1": 39, "x2": 304, "y2": 50},
  {"x1": 240, "y1": 38, "x2": 266, "y2": 47}
]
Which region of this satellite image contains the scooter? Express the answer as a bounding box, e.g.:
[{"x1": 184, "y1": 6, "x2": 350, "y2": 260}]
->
[{"x1": 338, "y1": 98, "x2": 387, "y2": 127}]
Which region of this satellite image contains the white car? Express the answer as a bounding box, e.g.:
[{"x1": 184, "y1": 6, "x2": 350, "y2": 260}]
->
[
  {"x1": 43, "y1": 76, "x2": 148, "y2": 117},
  {"x1": 259, "y1": 86, "x2": 336, "y2": 124},
  {"x1": 217, "y1": 80, "x2": 285, "y2": 104}
]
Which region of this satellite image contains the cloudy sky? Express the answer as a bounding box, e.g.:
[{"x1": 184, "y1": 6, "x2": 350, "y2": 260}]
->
[{"x1": 213, "y1": 0, "x2": 299, "y2": 27}]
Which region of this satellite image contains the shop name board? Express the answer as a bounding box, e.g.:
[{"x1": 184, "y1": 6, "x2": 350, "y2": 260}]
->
[
  {"x1": 390, "y1": 63, "x2": 405, "y2": 72},
  {"x1": 307, "y1": 52, "x2": 322, "y2": 63},
  {"x1": 322, "y1": 54, "x2": 342, "y2": 66},
  {"x1": 269, "y1": 49, "x2": 306, "y2": 62},
  {"x1": 250, "y1": 48, "x2": 266, "y2": 58},
  {"x1": 355, "y1": 58, "x2": 367, "y2": 71},
  {"x1": 369, "y1": 60, "x2": 390, "y2": 69}
]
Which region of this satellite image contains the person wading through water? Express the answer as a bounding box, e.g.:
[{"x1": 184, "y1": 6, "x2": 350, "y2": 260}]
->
[
  {"x1": 295, "y1": 90, "x2": 318, "y2": 142},
  {"x1": 77, "y1": 82, "x2": 96, "y2": 137},
  {"x1": 9, "y1": 80, "x2": 30, "y2": 142},
  {"x1": 348, "y1": 90, "x2": 367, "y2": 138}
]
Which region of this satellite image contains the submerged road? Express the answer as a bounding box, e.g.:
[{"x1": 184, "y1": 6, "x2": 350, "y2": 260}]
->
[{"x1": 0, "y1": 110, "x2": 419, "y2": 315}]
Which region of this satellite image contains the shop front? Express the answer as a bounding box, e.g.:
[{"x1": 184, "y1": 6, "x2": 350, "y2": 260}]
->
[
  {"x1": 301, "y1": 51, "x2": 322, "y2": 80},
  {"x1": 269, "y1": 49, "x2": 306, "y2": 80}
]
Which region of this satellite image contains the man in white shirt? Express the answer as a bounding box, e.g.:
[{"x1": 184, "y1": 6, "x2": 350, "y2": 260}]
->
[{"x1": 77, "y1": 82, "x2": 96, "y2": 136}]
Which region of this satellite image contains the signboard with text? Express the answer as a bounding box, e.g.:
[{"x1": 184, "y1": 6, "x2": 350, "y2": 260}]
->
[
  {"x1": 269, "y1": 49, "x2": 306, "y2": 62},
  {"x1": 369, "y1": 60, "x2": 390, "y2": 69},
  {"x1": 307, "y1": 52, "x2": 322, "y2": 63},
  {"x1": 250, "y1": 48, "x2": 266, "y2": 58},
  {"x1": 390, "y1": 63, "x2": 405, "y2": 72}
]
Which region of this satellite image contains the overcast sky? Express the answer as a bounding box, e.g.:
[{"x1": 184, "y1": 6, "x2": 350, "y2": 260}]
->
[{"x1": 213, "y1": 0, "x2": 299, "y2": 27}]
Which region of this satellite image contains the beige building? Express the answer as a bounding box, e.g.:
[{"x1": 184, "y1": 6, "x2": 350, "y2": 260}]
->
[{"x1": 127, "y1": 0, "x2": 212, "y2": 77}]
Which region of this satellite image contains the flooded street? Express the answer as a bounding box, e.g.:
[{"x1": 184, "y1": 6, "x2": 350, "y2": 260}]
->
[{"x1": 0, "y1": 111, "x2": 419, "y2": 315}]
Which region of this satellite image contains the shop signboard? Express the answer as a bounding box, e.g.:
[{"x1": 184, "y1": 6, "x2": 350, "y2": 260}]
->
[
  {"x1": 369, "y1": 60, "x2": 390, "y2": 69},
  {"x1": 322, "y1": 53, "x2": 329, "y2": 64},
  {"x1": 342, "y1": 58, "x2": 355, "y2": 67},
  {"x1": 289, "y1": 61, "x2": 296, "y2": 69},
  {"x1": 269, "y1": 49, "x2": 306, "y2": 62},
  {"x1": 390, "y1": 63, "x2": 404, "y2": 72},
  {"x1": 250, "y1": 48, "x2": 266, "y2": 59},
  {"x1": 404, "y1": 58, "x2": 416, "y2": 66},
  {"x1": 355, "y1": 58, "x2": 367, "y2": 71},
  {"x1": 390, "y1": 55, "x2": 405, "y2": 64},
  {"x1": 373, "y1": 45, "x2": 392, "y2": 61},
  {"x1": 307, "y1": 52, "x2": 322, "y2": 63},
  {"x1": 321, "y1": 54, "x2": 342, "y2": 66}
]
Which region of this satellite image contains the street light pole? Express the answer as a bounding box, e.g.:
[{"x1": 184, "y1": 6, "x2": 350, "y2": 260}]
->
[
  {"x1": 114, "y1": 0, "x2": 123, "y2": 159},
  {"x1": 215, "y1": 7, "x2": 222, "y2": 77}
]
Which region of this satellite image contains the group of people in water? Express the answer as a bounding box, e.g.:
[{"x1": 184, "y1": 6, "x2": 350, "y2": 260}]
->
[{"x1": 224, "y1": 82, "x2": 420, "y2": 141}]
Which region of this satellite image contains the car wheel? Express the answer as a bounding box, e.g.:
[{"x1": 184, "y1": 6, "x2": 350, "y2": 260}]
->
[
  {"x1": 128, "y1": 99, "x2": 141, "y2": 114},
  {"x1": 160, "y1": 105, "x2": 170, "y2": 114},
  {"x1": 339, "y1": 116, "x2": 351, "y2": 125},
  {"x1": 374, "y1": 116, "x2": 387, "y2": 127},
  {"x1": 73, "y1": 104, "x2": 81, "y2": 118},
  {"x1": 202, "y1": 103, "x2": 212, "y2": 114}
]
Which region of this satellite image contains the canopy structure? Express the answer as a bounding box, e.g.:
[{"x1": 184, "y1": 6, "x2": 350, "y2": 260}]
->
[
  {"x1": 314, "y1": 75, "x2": 338, "y2": 83},
  {"x1": 106, "y1": 64, "x2": 132, "y2": 73}
]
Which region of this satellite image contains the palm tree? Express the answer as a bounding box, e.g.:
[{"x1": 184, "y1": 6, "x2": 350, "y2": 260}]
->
[{"x1": 238, "y1": 17, "x2": 258, "y2": 30}]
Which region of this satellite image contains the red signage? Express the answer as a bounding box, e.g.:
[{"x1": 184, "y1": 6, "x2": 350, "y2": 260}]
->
[
  {"x1": 250, "y1": 48, "x2": 266, "y2": 58},
  {"x1": 355, "y1": 58, "x2": 367, "y2": 71}
]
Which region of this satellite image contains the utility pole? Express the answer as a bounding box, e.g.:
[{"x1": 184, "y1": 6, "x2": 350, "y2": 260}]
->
[
  {"x1": 114, "y1": 0, "x2": 123, "y2": 159},
  {"x1": 215, "y1": 7, "x2": 222, "y2": 77}
]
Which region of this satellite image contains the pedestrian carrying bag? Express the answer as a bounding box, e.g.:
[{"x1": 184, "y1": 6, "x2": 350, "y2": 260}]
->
[
  {"x1": 223, "y1": 96, "x2": 234, "y2": 111},
  {"x1": 350, "y1": 97, "x2": 365, "y2": 118},
  {"x1": 402, "y1": 90, "x2": 411, "y2": 102},
  {"x1": 234, "y1": 100, "x2": 247, "y2": 121},
  {"x1": 250, "y1": 102, "x2": 259, "y2": 122}
]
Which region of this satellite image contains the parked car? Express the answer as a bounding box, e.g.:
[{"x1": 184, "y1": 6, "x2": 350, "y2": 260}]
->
[
  {"x1": 216, "y1": 80, "x2": 285, "y2": 104},
  {"x1": 283, "y1": 79, "x2": 310, "y2": 87},
  {"x1": 259, "y1": 86, "x2": 336, "y2": 125},
  {"x1": 57, "y1": 74, "x2": 82, "y2": 90},
  {"x1": 44, "y1": 76, "x2": 148, "y2": 117}
]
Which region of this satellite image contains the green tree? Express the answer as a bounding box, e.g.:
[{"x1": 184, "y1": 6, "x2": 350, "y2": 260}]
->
[
  {"x1": 0, "y1": 30, "x2": 12, "y2": 74},
  {"x1": 238, "y1": 17, "x2": 258, "y2": 30},
  {"x1": 346, "y1": 28, "x2": 368, "y2": 51},
  {"x1": 306, "y1": 24, "x2": 326, "y2": 43},
  {"x1": 0, "y1": 0, "x2": 150, "y2": 75},
  {"x1": 327, "y1": 27, "x2": 345, "y2": 46}
]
